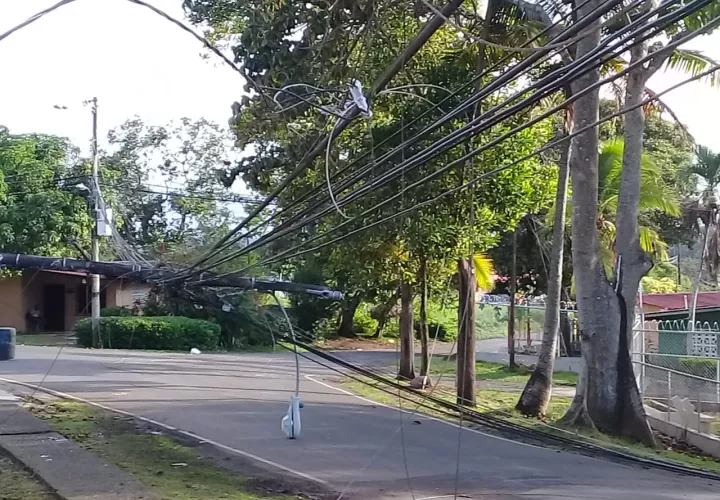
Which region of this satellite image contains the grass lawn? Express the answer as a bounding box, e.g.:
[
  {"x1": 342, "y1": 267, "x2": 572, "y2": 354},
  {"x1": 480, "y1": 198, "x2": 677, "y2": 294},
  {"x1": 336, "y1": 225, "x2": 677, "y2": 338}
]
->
[
  {"x1": 424, "y1": 358, "x2": 578, "y2": 386},
  {"x1": 338, "y1": 359, "x2": 720, "y2": 473},
  {"x1": 28, "y1": 399, "x2": 327, "y2": 500},
  {"x1": 0, "y1": 454, "x2": 56, "y2": 500}
]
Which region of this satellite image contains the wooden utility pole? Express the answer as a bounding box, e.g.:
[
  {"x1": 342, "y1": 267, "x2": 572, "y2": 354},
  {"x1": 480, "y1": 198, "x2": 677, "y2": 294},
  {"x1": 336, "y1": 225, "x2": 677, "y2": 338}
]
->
[
  {"x1": 508, "y1": 229, "x2": 517, "y2": 368},
  {"x1": 456, "y1": 258, "x2": 477, "y2": 406},
  {"x1": 90, "y1": 97, "x2": 101, "y2": 349}
]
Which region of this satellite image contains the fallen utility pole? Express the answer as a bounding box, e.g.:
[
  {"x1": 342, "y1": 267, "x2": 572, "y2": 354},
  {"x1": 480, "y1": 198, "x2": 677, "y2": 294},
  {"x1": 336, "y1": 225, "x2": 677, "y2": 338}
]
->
[{"x1": 0, "y1": 253, "x2": 343, "y2": 299}]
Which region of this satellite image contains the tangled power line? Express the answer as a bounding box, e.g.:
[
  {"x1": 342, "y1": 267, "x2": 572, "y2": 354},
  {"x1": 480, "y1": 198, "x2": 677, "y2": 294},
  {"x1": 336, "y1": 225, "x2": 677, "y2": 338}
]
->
[{"x1": 2, "y1": 0, "x2": 720, "y2": 496}]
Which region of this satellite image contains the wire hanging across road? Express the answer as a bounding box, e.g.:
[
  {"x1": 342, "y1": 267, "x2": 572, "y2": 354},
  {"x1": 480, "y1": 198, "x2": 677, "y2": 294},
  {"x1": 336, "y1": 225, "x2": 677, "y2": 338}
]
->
[
  {"x1": 180, "y1": 0, "x2": 632, "y2": 276},
  {"x1": 227, "y1": 62, "x2": 720, "y2": 274},
  {"x1": 187, "y1": 0, "x2": 705, "y2": 278},
  {"x1": 188, "y1": 0, "x2": 711, "y2": 278}
]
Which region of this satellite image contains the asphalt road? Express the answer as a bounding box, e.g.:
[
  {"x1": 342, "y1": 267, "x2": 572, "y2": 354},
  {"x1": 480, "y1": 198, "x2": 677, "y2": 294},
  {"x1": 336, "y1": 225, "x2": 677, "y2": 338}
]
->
[{"x1": 0, "y1": 346, "x2": 717, "y2": 499}]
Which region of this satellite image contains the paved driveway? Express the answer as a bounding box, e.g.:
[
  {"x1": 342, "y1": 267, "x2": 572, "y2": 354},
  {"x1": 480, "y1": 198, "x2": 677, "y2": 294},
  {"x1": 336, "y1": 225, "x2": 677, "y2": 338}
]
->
[{"x1": 0, "y1": 346, "x2": 716, "y2": 499}]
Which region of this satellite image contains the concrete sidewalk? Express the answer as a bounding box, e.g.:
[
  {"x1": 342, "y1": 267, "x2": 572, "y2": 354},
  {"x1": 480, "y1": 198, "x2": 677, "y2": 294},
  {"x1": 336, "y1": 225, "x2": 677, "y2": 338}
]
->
[{"x1": 0, "y1": 390, "x2": 156, "y2": 500}]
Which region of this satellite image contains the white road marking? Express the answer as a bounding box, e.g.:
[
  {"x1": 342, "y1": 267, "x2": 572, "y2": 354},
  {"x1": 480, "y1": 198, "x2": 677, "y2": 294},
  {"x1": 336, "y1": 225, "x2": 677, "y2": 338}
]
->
[{"x1": 0, "y1": 376, "x2": 330, "y2": 487}]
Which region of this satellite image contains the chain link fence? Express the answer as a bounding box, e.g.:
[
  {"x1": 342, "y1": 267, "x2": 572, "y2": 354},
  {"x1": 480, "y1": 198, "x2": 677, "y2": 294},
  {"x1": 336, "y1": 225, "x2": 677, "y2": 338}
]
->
[
  {"x1": 477, "y1": 295, "x2": 580, "y2": 355},
  {"x1": 632, "y1": 320, "x2": 720, "y2": 437}
]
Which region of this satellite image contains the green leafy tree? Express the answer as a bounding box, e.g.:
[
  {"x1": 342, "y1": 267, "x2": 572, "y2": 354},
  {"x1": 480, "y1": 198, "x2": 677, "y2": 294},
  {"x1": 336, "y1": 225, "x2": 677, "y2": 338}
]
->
[
  {"x1": 185, "y1": 0, "x2": 558, "y2": 396},
  {"x1": 0, "y1": 127, "x2": 92, "y2": 256},
  {"x1": 100, "y1": 118, "x2": 240, "y2": 261}
]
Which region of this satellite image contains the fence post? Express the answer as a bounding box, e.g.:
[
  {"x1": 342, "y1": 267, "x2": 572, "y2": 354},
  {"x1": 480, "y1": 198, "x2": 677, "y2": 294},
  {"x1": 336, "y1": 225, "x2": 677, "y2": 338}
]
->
[
  {"x1": 667, "y1": 371, "x2": 672, "y2": 422},
  {"x1": 640, "y1": 327, "x2": 646, "y2": 396},
  {"x1": 716, "y1": 358, "x2": 719, "y2": 403},
  {"x1": 698, "y1": 388, "x2": 702, "y2": 433}
]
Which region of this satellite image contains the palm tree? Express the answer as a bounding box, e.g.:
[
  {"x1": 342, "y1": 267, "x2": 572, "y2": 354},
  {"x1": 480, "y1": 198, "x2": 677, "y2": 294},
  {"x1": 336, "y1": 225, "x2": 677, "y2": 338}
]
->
[
  {"x1": 544, "y1": 140, "x2": 680, "y2": 281},
  {"x1": 596, "y1": 140, "x2": 681, "y2": 274},
  {"x1": 690, "y1": 145, "x2": 720, "y2": 202}
]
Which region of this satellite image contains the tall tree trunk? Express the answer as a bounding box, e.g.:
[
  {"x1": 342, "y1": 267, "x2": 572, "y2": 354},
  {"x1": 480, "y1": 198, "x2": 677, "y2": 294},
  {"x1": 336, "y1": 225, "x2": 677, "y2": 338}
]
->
[
  {"x1": 456, "y1": 258, "x2": 476, "y2": 406},
  {"x1": 337, "y1": 295, "x2": 360, "y2": 338},
  {"x1": 419, "y1": 257, "x2": 430, "y2": 378},
  {"x1": 398, "y1": 281, "x2": 415, "y2": 380},
  {"x1": 612, "y1": 37, "x2": 656, "y2": 445},
  {"x1": 562, "y1": 0, "x2": 654, "y2": 445},
  {"x1": 517, "y1": 135, "x2": 571, "y2": 417},
  {"x1": 562, "y1": 0, "x2": 615, "y2": 430}
]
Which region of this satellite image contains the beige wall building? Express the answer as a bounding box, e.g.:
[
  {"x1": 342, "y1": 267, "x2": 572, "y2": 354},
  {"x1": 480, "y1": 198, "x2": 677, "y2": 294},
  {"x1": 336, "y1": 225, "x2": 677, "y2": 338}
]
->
[{"x1": 0, "y1": 270, "x2": 151, "y2": 332}]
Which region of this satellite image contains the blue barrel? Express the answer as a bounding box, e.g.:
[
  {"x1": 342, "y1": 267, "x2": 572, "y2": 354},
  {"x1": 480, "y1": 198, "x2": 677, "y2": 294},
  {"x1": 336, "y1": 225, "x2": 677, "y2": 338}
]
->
[{"x1": 0, "y1": 328, "x2": 16, "y2": 361}]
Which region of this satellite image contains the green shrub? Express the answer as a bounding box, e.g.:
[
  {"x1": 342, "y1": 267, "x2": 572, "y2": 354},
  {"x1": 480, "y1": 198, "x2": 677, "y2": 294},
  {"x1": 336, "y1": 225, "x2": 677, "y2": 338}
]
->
[
  {"x1": 74, "y1": 316, "x2": 221, "y2": 351},
  {"x1": 353, "y1": 304, "x2": 378, "y2": 335},
  {"x1": 100, "y1": 306, "x2": 134, "y2": 317},
  {"x1": 414, "y1": 321, "x2": 448, "y2": 341},
  {"x1": 147, "y1": 288, "x2": 275, "y2": 349}
]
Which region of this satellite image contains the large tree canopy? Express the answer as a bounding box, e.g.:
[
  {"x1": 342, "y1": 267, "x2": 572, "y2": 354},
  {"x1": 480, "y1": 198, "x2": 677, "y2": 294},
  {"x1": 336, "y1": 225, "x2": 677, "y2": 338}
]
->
[
  {"x1": 99, "y1": 117, "x2": 242, "y2": 262},
  {"x1": 0, "y1": 127, "x2": 92, "y2": 256}
]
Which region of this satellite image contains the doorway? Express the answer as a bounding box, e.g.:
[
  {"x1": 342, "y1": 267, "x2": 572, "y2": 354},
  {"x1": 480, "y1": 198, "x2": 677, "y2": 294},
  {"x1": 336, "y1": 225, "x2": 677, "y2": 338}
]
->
[{"x1": 43, "y1": 285, "x2": 66, "y2": 332}]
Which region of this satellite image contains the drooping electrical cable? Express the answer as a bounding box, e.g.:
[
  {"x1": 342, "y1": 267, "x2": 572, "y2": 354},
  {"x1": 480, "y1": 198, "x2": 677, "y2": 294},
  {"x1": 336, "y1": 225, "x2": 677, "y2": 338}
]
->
[
  {"x1": 177, "y1": 0, "x2": 611, "y2": 277},
  {"x1": 237, "y1": 62, "x2": 720, "y2": 273},
  {"x1": 231, "y1": 0, "x2": 708, "y2": 266},
  {"x1": 184, "y1": 0, "x2": 664, "y2": 276},
  {"x1": 178, "y1": 0, "x2": 473, "y2": 278},
  {"x1": 193, "y1": 0, "x2": 592, "y2": 254},
  {"x1": 271, "y1": 293, "x2": 301, "y2": 397},
  {"x1": 200, "y1": 47, "x2": 715, "y2": 282}
]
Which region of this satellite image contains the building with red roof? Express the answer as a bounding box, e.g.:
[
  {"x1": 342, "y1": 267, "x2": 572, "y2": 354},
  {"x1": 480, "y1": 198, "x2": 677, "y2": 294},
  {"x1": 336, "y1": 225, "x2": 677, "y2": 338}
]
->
[{"x1": 642, "y1": 292, "x2": 720, "y2": 313}]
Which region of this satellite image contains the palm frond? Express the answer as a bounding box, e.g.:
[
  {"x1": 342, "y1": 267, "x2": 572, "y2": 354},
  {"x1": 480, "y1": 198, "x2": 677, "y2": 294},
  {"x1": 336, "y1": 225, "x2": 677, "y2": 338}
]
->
[
  {"x1": 639, "y1": 226, "x2": 669, "y2": 261},
  {"x1": 691, "y1": 145, "x2": 720, "y2": 193},
  {"x1": 473, "y1": 253, "x2": 495, "y2": 291},
  {"x1": 663, "y1": 49, "x2": 720, "y2": 88},
  {"x1": 597, "y1": 140, "x2": 680, "y2": 216}
]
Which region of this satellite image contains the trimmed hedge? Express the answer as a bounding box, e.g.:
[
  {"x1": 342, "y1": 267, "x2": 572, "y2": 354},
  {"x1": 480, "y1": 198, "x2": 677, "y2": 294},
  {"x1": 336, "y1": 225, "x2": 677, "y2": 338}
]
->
[{"x1": 75, "y1": 316, "x2": 221, "y2": 351}]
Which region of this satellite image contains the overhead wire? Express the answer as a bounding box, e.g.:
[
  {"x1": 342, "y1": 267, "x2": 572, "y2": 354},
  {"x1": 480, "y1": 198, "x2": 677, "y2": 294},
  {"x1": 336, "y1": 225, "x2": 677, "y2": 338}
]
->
[
  {"x1": 198, "y1": 2, "x2": 710, "y2": 279},
  {"x1": 184, "y1": 0, "x2": 632, "y2": 276},
  {"x1": 208, "y1": 0, "x2": 596, "y2": 239},
  {"x1": 0, "y1": 0, "x2": 269, "y2": 101},
  {"x1": 238, "y1": 60, "x2": 720, "y2": 272},
  {"x1": 0, "y1": 0, "x2": 76, "y2": 43},
  {"x1": 176, "y1": 0, "x2": 609, "y2": 276},
  {"x1": 184, "y1": 0, "x2": 680, "y2": 274},
  {"x1": 177, "y1": 0, "x2": 474, "y2": 278},
  {"x1": 288, "y1": 337, "x2": 720, "y2": 481},
  {"x1": 419, "y1": 0, "x2": 623, "y2": 52},
  {"x1": 98, "y1": 182, "x2": 263, "y2": 204}
]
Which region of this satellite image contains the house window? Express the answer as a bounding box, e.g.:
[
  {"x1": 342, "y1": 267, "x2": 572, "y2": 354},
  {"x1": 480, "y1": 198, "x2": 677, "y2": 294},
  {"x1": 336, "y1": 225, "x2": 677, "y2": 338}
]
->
[{"x1": 76, "y1": 284, "x2": 107, "y2": 314}]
